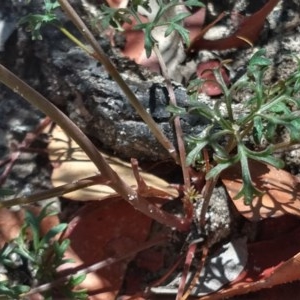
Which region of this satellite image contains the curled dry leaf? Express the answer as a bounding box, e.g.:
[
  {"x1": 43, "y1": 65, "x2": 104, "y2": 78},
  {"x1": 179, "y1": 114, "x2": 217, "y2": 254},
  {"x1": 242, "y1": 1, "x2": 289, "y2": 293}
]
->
[
  {"x1": 221, "y1": 159, "x2": 300, "y2": 221},
  {"x1": 187, "y1": 0, "x2": 280, "y2": 53},
  {"x1": 196, "y1": 60, "x2": 230, "y2": 96},
  {"x1": 48, "y1": 126, "x2": 178, "y2": 200}
]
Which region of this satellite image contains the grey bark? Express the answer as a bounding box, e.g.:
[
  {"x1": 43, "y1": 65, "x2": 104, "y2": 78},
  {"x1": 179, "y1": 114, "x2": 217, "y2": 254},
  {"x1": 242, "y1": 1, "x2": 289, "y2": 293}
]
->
[{"x1": 42, "y1": 37, "x2": 209, "y2": 161}]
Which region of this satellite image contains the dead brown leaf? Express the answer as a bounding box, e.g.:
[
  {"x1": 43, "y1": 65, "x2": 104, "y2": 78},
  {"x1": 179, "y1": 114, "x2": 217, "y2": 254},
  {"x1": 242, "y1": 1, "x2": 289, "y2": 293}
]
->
[
  {"x1": 106, "y1": 0, "x2": 128, "y2": 8},
  {"x1": 200, "y1": 225, "x2": 300, "y2": 299},
  {"x1": 61, "y1": 198, "x2": 153, "y2": 299},
  {"x1": 0, "y1": 205, "x2": 60, "y2": 248},
  {"x1": 0, "y1": 208, "x2": 24, "y2": 248},
  {"x1": 196, "y1": 60, "x2": 230, "y2": 96},
  {"x1": 187, "y1": 0, "x2": 279, "y2": 53},
  {"x1": 221, "y1": 160, "x2": 300, "y2": 221},
  {"x1": 48, "y1": 126, "x2": 178, "y2": 200}
]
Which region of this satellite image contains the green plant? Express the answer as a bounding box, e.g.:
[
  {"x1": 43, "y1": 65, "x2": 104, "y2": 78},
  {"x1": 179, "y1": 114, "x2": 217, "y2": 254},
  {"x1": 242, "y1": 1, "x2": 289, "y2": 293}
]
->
[
  {"x1": 0, "y1": 203, "x2": 87, "y2": 299},
  {"x1": 5, "y1": 0, "x2": 297, "y2": 225},
  {"x1": 1, "y1": 0, "x2": 193, "y2": 231},
  {"x1": 97, "y1": 0, "x2": 204, "y2": 57},
  {"x1": 19, "y1": 0, "x2": 60, "y2": 40},
  {"x1": 93, "y1": 0, "x2": 300, "y2": 207},
  {"x1": 8, "y1": 0, "x2": 298, "y2": 216},
  {"x1": 177, "y1": 49, "x2": 300, "y2": 204},
  {"x1": 0, "y1": 0, "x2": 297, "y2": 298},
  {"x1": 0, "y1": 2, "x2": 205, "y2": 296}
]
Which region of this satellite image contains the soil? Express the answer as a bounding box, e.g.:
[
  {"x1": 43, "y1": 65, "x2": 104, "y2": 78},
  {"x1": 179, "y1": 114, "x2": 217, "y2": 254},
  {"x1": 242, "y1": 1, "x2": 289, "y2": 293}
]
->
[{"x1": 1, "y1": 0, "x2": 300, "y2": 299}]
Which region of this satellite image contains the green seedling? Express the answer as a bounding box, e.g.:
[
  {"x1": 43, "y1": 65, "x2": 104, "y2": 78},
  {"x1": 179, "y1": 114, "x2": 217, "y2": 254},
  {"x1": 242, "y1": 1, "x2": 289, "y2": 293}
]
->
[
  {"x1": 178, "y1": 49, "x2": 300, "y2": 204},
  {"x1": 0, "y1": 203, "x2": 87, "y2": 299}
]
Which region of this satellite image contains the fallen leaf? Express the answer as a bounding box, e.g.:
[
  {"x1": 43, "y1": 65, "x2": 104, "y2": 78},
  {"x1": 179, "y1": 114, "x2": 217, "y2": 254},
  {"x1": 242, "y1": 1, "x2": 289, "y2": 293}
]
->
[
  {"x1": 221, "y1": 160, "x2": 300, "y2": 221},
  {"x1": 106, "y1": 0, "x2": 129, "y2": 8},
  {"x1": 62, "y1": 198, "x2": 152, "y2": 299},
  {"x1": 135, "y1": 248, "x2": 164, "y2": 273},
  {"x1": 0, "y1": 208, "x2": 24, "y2": 248},
  {"x1": 151, "y1": 238, "x2": 248, "y2": 297},
  {"x1": 48, "y1": 126, "x2": 178, "y2": 200},
  {"x1": 255, "y1": 214, "x2": 300, "y2": 241},
  {"x1": 121, "y1": 4, "x2": 188, "y2": 82},
  {"x1": 121, "y1": 15, "x2": 159, "y2": 70},
  {"x1": 0, "y1": 205, "x2": 60, "y2": 248},
  {"x1": 200, "y1": 226, "x2": 300, "y2": 299},
  {"x1": 196, "y1": 60, "x2": 230, "y2": 96},
  {"x1": 225, "y1": 282, "x2": 300, "y2": 300},
  {"x1": 184, "y1": 8, "x2": 206, "y2": 41},
  {"x1": 187, "y1": 0, "x2": 279, "y2": 53}
]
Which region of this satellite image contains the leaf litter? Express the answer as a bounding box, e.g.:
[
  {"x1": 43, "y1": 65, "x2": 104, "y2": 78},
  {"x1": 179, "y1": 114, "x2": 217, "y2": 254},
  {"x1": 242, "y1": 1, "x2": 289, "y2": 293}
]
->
[
  {"x1": 1, "y1": 0, "x2": 300, "y2": 299},
  {"x1": 49, "y1": 1, "x2": 300, "y2": 298}
]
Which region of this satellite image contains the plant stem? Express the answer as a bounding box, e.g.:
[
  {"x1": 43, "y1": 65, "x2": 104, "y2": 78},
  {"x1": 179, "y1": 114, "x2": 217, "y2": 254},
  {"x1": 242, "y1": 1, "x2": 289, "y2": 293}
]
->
[
  {"x1": 58, "y1": 0, "x2": 180, "y2": 163},
  {"x1": 0, "y1": 64, "x2": 189, "y2": 231},
  {"x1": 0, "y1": 175, "x2": 102, "y2": 208},
  {"x1": 57, "y1": 25, "x2": 94, "y2": 56},
  {"x1": 22, "y1": 236, "x2": 168, "y2": 298},
  {"x1": 153, "y1": 44, "x2": 190, "y2": 188}
]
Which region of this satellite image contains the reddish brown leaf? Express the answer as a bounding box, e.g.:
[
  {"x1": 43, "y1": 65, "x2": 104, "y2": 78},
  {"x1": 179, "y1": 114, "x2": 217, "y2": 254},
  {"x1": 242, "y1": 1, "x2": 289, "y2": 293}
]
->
[
  {"x1": 196, "y1": 60, "x2": 230, "y2": 96},
  {"x1": 122, "y1": 248, "x2": 165, "y2": 296},
  {"x1": 106, "y1": 0, "x2": 128, "y2": 8},
  {"x1": 184, "y1": 8, "x2": 207, "y2": 41},
  {"x1": 224, "y1": 282, "x2": 300, "y2": 300},
  {"x1": 188, "y1": 0, "x2": 280, "y2": 53},
  {"x1": 255, "y1": 215, "x2": 300, "y2": 241},
  {"x1": 135, "y1": 248, "x2": 164, "y2": 272},
  {"x1": 121, "y1": 15, "x2": 165, "y2": 74},
  {"x1": 121, "y1": 8, "x2": 207, "y2": 78},
  {"x1": 0, "y1": 205, "x2": 60, "y2": 249},
  {"x1": 200, "y1": 225, "x2": 300, "y2": 299},
  {"x1": 0, "y1": 208, "x2": 24, "y2": 248},
  {"x1": 221, "y1": 160, "x2": 300, "y2": 221},
  {"x1": 63, "y1": 198, "x2": 152, "y2": 299}
]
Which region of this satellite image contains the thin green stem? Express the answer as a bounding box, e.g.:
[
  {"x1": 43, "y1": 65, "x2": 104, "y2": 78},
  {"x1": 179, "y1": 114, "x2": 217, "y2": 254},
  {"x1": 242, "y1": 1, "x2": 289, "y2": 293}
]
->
[
  {"x1": 129, "y1": 6, "x2": 143, "y2": 24},
  {"x1": 213, "y1": 68, "x2": 234, "y2": 122},
  {"x1": 56, "y1": 25, "x2": 93, "y2": 56}
]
